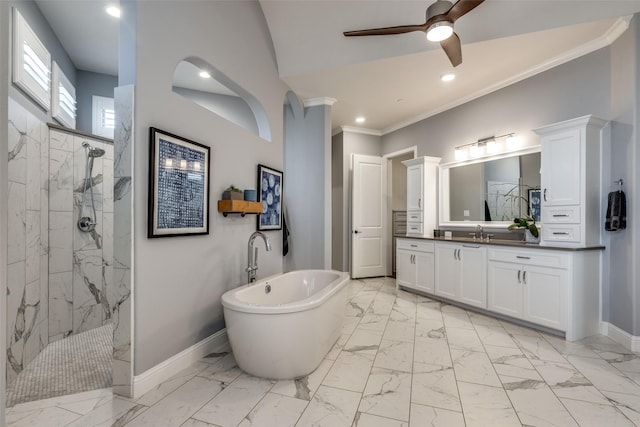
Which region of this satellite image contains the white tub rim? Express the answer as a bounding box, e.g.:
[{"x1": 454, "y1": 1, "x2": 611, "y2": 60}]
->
[{"x1": 221, "y1": 269, "x2": 350, "y2": 315}]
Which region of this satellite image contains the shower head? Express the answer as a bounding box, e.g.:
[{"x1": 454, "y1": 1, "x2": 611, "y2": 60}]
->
[{"x1": 82, "y1": 142, "x2": 106, "y2": 158}]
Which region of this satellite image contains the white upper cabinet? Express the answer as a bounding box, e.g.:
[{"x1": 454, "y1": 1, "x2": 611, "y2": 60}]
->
[
  {"x1": 403, "y1": 156, "x2": 441, "y2": 238},
  {"x1": 535, "y1": 115, "x2": 607, "y2": 247}
]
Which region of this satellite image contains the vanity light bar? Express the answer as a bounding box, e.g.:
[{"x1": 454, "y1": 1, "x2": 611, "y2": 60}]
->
[{"x1": 454, "y1": 133, "x2": 517, "y2": 160}]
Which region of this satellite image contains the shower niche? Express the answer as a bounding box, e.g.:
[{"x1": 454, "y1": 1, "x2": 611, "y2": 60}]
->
[{"x1": 49, "y1": 126, "x2": 114, "y2": 342}]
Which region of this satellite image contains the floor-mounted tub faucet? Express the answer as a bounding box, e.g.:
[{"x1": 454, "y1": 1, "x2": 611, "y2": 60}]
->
[{"x1": 247, "y1": 231, "x2": 272, "y2": 283}]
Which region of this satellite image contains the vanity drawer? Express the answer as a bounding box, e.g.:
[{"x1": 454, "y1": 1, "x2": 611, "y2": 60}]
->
[
  {"x1": 407, "y1": 211, "x2": 423, "y2": 222},
  {"x1": 542, "y1": 206, "x2": 580, "y2": 223},
  {"x1": 489, "y1": 248, "x2": 569, "y2": 269},
  {"x1": 541, "y1": 224, "x2": 581, "y2": 243},
  {"x1": 397, "y1": 238, "x2": 434, "y2": 252},
  {"x1": 406, "y1": 222, "x2": 424, "y2": 235}
]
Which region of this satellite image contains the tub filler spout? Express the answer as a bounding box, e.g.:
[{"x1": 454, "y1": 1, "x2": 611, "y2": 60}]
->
[{"x1": 247, "y1": 231, "x2": 271, "y2": 283}]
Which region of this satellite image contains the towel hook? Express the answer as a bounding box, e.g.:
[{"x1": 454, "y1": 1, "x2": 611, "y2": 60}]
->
[{"x1": 614, "y1": 179, "x2": 624, "y2": 192}]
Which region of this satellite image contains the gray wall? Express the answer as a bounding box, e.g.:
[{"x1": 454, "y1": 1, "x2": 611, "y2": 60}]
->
[
  {"x1": 381, "y1": 20, "x2": 640, "y2": 336},
  {"x1": 9, "y1": 0, "x2": 76, "y2": 122},
  {"x1": 172, "y1": 86, "x2": 259, "y2": 136},
  {"x1": 122, "y1": 0, "x2": 289, "y2": 373},
  {"x1": 607, "y1": 16, "x2": 639, "y2": 335},
  {"x1": 332, "y1": 130, "x2": 382, "y2": 273},
  {"x1": 76, "y1": 70, "x2": 118, "y2": 134},
  {"x1": 284, "y1": 103, "x2": 332, "y2": 272},
  {"x1": 331, "y1": 132, "x2": 344, "y2": 270}
]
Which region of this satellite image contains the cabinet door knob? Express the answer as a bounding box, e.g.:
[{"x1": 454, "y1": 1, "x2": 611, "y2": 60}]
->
[
  {"x1": 553, "y1": 232, "x2": 570, "y2": 235},
  {"x1": 523, "y1": 271, "x2": 527, "y2": 284},
  {"x1": 516, "y1": 256, "x2": 530, "y2": 260},
  {"x1": 418, "y1": 198, "x2": 422, "y2": 208},
  {"x1": 543, "y1": 188, "x2": 548, "y2": 202},
  {"x1": 517, "y1": 270, "x2": 522, "y2": 284}
]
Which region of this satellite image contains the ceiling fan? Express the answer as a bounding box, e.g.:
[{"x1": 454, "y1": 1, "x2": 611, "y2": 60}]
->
[{"x1": 343, "y1": 0, "x2": 485, "y2": 67}]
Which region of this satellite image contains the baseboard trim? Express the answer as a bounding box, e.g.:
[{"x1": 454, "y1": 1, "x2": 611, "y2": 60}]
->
[
  {"x1": 600, "y1": 321, "x2": 640, "y2": 352},
  {"x1": 132, "y1": 329, "x2": 228, "y2": 399}
]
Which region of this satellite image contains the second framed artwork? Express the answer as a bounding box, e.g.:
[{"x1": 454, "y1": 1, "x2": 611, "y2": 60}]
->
[
  {"x1": 257, "y1": 164, "x2": 283, "y2": 230},
  {"x1": 528, "y1": 188, "x2": 541, "y2": 222}
]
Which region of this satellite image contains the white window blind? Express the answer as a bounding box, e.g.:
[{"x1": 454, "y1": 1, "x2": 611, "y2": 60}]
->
[
  {"x1": 12, "y1": 8, "x2": 51, "y2": 110},
  {"x1": 52, "y1": 62, "x2": 76, "y2": 128},
  {"x1": 92, "y1": 95, "x2": 115, "y2": 138}
]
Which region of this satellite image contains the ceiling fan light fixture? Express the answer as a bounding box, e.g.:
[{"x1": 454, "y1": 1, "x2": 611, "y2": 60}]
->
[{"x1": 426, "y1": 21, "x2": 453, "y2": 42}]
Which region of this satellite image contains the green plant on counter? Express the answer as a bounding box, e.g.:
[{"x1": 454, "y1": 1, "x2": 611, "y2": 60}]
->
[
  {"x1": 225, "y1": 185, "x2": 243, "y2": 193},
  {"x1": 507, "y1": 215, "x2": 539, "y2": 238}
]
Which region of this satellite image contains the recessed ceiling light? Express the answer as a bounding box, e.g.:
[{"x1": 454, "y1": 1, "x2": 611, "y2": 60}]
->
[
  {"x1": 199, "y1": 70, "x2": 211, "y2": 79},
  {"x1": 441, "y1": 73, "x2": 455, "y2": 82},
  {"x1": 355, "y1": 117, "x2": 366, "y2": 123},
  {"x1": 106, "y1": 6, "x2": 121, "y2": 18}
]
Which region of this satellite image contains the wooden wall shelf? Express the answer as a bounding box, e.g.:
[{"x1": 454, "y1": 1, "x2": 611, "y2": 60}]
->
[{"x1": 218, "y1": 200, "x2": 263, "y2": 217}]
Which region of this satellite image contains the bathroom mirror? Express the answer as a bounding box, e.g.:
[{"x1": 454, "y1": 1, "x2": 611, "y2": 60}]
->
[
  {"x1": 439, "y1": 148, "x2": 541, "y2": 227},
  {"x1": 172, "y1": 58, "x2": 271, "y2": 141}
]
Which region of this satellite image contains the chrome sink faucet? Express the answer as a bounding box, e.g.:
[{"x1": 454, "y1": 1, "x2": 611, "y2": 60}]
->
[
  {"x1": 476, "y1": 224, "x2": 484, "y2": 241},
  {"x1": 247, "y1": 231, "x2": 272, "y2": 283}
]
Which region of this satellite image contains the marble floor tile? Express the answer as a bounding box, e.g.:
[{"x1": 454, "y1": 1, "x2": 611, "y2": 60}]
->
[
  {"x1": 374, "y1": 339, "x2": 413, "y2": 373},
  {"x1": 353, "y1": 412, "x2": 408, "y2": 427},
  {"x1": 66, "y1": 396, "x2": 147, "y2": 427},
  {"x1": 9, "y1": 278, "x2": 640, "y2": 427},
  {"x1": 191, "y1": 374, "x2": 274, "y2": 427},
  {"x1": 383, "y1": 320, "x2": 415, "y2": 343},
  {"x1": 446, "y1": 327, "x2": 485, "y2": 352},
  {"x1": 359, "y1": 368, "x2": 412, "y2": 421},
  {"x1": 531, "y1": 359, "x2": 609, "y2": 405},
  {"x1": 561, "y1": 397, "x2": 636, "y2": 427},
  {"x1": 237, "y1": 392, "x2": 308, "y2": 427},
  {"x1": 451, "y1": 348, "x2": 502, "y2": 387},
  {"x1": 485, "y1": 344, "x2": 542, "y2": 381},
  {"x1": 601, "y1": 390, "x2": 640, "y2": 425},
  {"x1": 295, "y1": 385, "x2": 361, "y2": 427},
  {"x1": 501, "y1": 375, "x2": 578, "y2": 426},
  {"x1": 473, "y1": 324, "x2": 518, "y2": 348},
  {"x1": 344, "y1": 328, "x2": 383, "y2": 355},
  {"x1": 409, "y1": 403, "x2": 465, "y2": 427},
  {"x1": 567, "y1": 355, "x2": 640, "y2": 396},
  {"x1": 411, "y1": 362, "x2": 461, "y2": 412},
  {"x1": 414, "y1": 337, "x2": 452, "y2": 367},
  {"x1": 271, "y1": 358, "x2": 333, "y2": 401},
  {"x1": 457, "y1": 381, "x2": 521, "y2": 427},
  {"x1": 323, "y1": 351, "x2": 375, "y2": 392},
  {"x1": 125, "y1": 376, "x2": 223, "y2": 427}
]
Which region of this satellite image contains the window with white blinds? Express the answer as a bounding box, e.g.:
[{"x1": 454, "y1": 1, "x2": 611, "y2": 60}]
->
[
  {"x1": 13, "y1": 8, "x2": 51, "y2": 110},
  {"x1": 52, "y1": 62, "x2": 76, "y2": 128},
  {"x1": 92, "y1": 95, "x2": 115, "y2": 138}
]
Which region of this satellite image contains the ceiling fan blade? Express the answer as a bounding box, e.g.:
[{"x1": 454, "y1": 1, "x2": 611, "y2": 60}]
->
[
  {"x1": 344, "y1": 24, "x2": 426, "y2": 37},
  {"x1": 446, "y1": 0, "x2": 485, "y2": 22},
  {"x1": 441, "y1": 32, "x2": 462, "y2": 67}
]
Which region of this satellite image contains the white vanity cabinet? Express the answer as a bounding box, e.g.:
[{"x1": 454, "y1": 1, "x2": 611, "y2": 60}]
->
[
  {"x1": 488, "y1": 249, "x2": 568, "y2": 331},
  {"x1": 435, "y1": 242, "x2": 487, "y2": 308},
  {"x1": 535, "y1": 115, "x2": 607, "y2": 247},
  {"x1": 403, "y1": 156, "x2": 441, "y2": 237},
  {"x1": 396, "y1": 238, "x2": 435, "y2": 293}
]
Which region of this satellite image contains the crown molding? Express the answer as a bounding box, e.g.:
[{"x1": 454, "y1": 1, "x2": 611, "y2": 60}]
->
[
  {"x1": 382, "y1": 16, "x2": 632, "y2": 136},
  {"x1": 338, "y1": 125, "x2": 383, "y2": 137},
  {"x1": 303, "y1": 97, "x2": 337, "y2": 107}
]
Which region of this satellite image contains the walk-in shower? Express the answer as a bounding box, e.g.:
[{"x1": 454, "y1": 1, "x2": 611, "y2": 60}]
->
[{"x1": 77, "y1": 142, "x2": 106, "y2": 232}]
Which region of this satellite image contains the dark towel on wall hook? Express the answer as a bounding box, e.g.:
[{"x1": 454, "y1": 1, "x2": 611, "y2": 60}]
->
[{"x1": 605, "y1": 190, "x2": 627, "y2": 231}]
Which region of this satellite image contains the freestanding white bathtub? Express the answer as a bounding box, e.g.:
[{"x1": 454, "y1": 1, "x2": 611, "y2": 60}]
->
[{"x1": 221, "y1": 269, "x2": 350, "y2": 379}]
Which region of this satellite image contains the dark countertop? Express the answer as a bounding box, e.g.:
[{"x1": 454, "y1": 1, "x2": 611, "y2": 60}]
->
[{"x1": 397, "y1": 235, "x2": 605, "y2": 252}]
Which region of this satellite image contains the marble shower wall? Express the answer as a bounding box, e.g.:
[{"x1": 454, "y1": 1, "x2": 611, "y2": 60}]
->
[
  {"x1": 6, "y1": 98, "x2": 50, "y2": 386},
  {"x1": 48, "y1": 128, "x2": 114, "y2": 342}
]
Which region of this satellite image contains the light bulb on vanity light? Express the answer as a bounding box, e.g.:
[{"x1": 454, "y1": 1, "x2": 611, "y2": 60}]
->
[
  {"x1": 454, "y1": 147, "x2": 466, "y2": 160},
  {"x1": 486, "y1": 139, "x2": 498, "y2": 153},
  {"x1": 506, "y1": 134, "x2": 521, "y2": 149}
]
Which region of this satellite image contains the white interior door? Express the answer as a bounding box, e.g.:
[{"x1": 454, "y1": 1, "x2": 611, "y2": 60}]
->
[{"x1": 352, "y1": 154, "x2": 387, "y2": 279}]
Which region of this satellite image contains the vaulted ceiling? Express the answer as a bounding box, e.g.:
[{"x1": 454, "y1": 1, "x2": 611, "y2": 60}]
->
[{"x1": 36, "y1": 0, "x2": 640, "y2": 133}]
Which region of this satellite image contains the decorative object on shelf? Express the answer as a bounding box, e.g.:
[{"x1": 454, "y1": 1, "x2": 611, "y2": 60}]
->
[
  {"x1": 244, "y1": 189, "x2": 257, "y2": 202},
  {"x1": 217, "y1": 200, "x2": 262, "y2": 217},
  {"x1": 222, "y1": 185, "x2": 243, "y2": 200},
  {"x1": 528, "y1": 189, "x2": 541, "y2": 222},
  {"x1": 148, "y1": 127, "x2": 210, "y2": 238},
  {"x1": 257, "y1": 164, "x2": 283, "y2": 230},
  {"x1": 507, "y1": 216, "x2": 539, "y2": 243}
]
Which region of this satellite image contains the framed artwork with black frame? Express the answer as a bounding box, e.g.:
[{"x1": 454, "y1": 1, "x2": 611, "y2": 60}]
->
[
  {"x1": 148, "y1": 127, "x2": 210, "y2": 237},
  {"x1": 257, "y1": 164, "x2": 283, "y2": 231},
  {"x1": 529, "y1": 188, "x2": 541, "y2": 222}
]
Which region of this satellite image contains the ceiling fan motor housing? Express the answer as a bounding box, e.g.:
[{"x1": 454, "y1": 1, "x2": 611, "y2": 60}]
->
[{"x1": 426, "y1": 0, "x2": 453, "y2": 20}]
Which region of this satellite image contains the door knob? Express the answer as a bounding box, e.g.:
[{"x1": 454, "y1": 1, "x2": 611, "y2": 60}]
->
[{"x1": 354, "y1": 230, "x2": 360, "y2": 234}]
